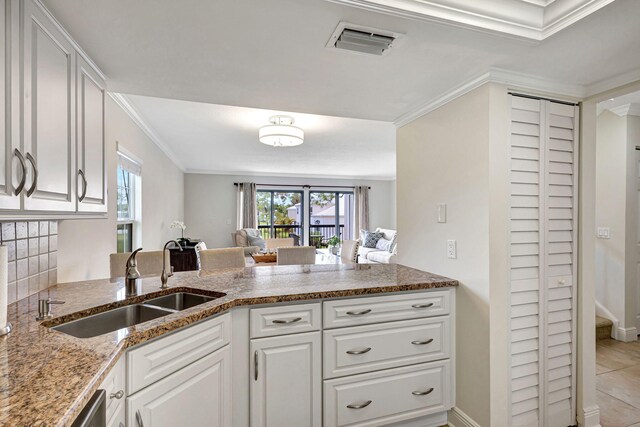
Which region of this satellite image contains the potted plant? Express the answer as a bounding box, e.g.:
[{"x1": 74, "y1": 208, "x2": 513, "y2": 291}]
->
[
  {"x1": 327, "y1": 235, "x2": 341, "y2": 255},
  {"x1": 170, "y1": 220, "x2": 188, "y2": 244}
]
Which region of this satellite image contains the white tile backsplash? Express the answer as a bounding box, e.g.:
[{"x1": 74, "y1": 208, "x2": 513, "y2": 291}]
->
[
  {"x1": 15, "y1": 222, "x2": 27, "y2": 239},
  {"x1": 1, "y1": 221, "x2": 58, "y2": 304}
]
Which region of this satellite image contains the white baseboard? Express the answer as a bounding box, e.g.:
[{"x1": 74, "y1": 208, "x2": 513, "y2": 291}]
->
[
  {"x1": 448, "y1": 407, "x2": 481, "y2": 427},
  {"x1": 613, "y1": 326, "x2": 638, "y2": 342},
  {"x1": 579, "y1": 404, "x2": 601, "y2": 427},
  {"x1": 386, "y1": 411, "x2": 447, "y2": 426}
]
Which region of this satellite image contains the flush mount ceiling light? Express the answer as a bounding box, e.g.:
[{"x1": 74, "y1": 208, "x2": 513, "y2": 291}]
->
[{"x1": 258, "y1": 115, "x2": 304, "y2": 147}]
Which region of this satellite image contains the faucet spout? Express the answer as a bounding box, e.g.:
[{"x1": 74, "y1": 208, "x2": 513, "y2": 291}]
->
[
  {"x1": 125, "y1": 248, "x2": 143, "y2": 296},
  {"x1": 160, "y1": 240, "x2": 182, "y2": 289}
]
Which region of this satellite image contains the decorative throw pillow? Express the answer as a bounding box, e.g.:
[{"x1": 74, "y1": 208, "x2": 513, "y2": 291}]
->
[
  {"x1": 247, "y1": 235, "x2": 266, "y2": 250},
  {"x1": 387, "y1": 233, "x2": 397, "y2": 254},
  {"x1": 376, "y1": 237, "x2": 392, "y2": 252},
  {"x1": 244, "y1": 228, "x2": 260, "y2": 238},
  {"x1": 361, "y1": 230, "x2": 383, "y2": 248}
]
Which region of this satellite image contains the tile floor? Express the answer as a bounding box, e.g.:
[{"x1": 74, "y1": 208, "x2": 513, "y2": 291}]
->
[{"x1": 597, "y1": 339, "x2": 640, "y2": 426}]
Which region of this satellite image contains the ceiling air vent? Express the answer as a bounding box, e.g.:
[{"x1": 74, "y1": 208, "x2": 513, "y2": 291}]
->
[{"x1": 326, "y1": 22, "x2": 402, "y2": 56}]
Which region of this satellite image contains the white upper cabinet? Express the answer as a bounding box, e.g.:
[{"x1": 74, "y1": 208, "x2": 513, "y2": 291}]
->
[
  {"x1": 76, "y1": 54, "x2": 106, "y2": 212},
  {"x1": 21, "y1": 0, "x2": 76, "y2": 212},
  {"x1": 0, "y1": 0, "x2": 20, "y2": 210}
]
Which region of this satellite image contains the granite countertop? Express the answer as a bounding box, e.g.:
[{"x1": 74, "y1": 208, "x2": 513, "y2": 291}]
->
[{"x1": 0, "y1": 263, "x2": 457, "y2": 427}]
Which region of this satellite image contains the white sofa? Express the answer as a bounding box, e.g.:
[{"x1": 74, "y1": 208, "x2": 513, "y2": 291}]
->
[{"x1": 358, "y1": 228, "x2": 397, "y2": 264}]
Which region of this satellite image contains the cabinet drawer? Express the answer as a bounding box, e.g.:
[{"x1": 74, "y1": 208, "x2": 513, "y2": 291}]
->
[
  {"x1": 127, "y1": 313, "x2": 230, "y2": 394},
  {"x1": 323, "y1": 290, "x2": 450, "y2": 329},
  {"x1": 324, "y1": 360, "x2": 451, "y2": 427},
  {"x1": 250, "y1": 303, "x2": 321, "y2": 338},
  {"x1": 100, "y1": 356, "x2": 125, "y2": 423},
  {"x1": 323, "y1": 317, "x2": 450, "y2": 378}
]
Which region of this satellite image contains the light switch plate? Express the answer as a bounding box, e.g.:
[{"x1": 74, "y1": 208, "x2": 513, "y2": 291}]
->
[
  {"x1": 596, "y1": 227, "x2": 611, "y2": 239},
  {"x1": 447, "y1": 240, "x2": 457, "y2": 259},
  {"x1": 437, "y1": 204, "x2": 447, "y2": 223}
]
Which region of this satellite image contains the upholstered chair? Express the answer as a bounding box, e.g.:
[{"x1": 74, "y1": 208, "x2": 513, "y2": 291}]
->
[
  {"x1": 109, "y1": 250, "x2": 170, "y2": 279},
  {"x1": 198, "y1": 247, "x2": 246, "y2": 270},
  {"x1": 276, "y1": 246, "x2": 317, "y2": 266},
  {"x1": 340, "y1": 240, "x2": 360, "y2": 264},
  {"x1": 265, "y1": 238, "x2": 295, "y2": 250}
]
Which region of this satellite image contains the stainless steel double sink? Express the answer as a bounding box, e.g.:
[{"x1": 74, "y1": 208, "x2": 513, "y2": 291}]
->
[{"x1": 51, "y1": 291, "x2": 225, "y2": 339}]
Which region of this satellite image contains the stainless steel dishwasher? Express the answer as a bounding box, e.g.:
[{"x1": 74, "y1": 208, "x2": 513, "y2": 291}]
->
[{"x1": 71, "y1": 389, "x2": 106, "y2": 427}]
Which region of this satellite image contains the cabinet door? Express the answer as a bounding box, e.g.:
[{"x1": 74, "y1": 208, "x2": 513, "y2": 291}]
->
[
  {"x1": 127, "y1": 345, "x2": 231, "y2": 427},
  {"x1": 107, "y1": 402, "x2": 125, "y2": 427},
  {"x1": 22, "y1": 0, "x2": 76, "y2": 212},
  {"x1": 76, "y1": 54, "x2": 106, "y2": 212},
  {"x1": 250, "y1": 332, "x2": 321, "y2": 427},
  {"x1": 0, "y1": 0, "x2": 20, "y2": 209}
]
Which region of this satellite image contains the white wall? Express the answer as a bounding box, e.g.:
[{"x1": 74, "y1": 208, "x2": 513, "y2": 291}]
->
[
  {"x1": 184, "y1": 174, "x2": 395, "y2": 249},
  {"x1": 57, "y1": 97, "x2": 184, "y2": 282},
  {"x1": 397, "y1": 84, "x2": 493, "y2": 426},
  {"x1": 594, "y1": 110, "x2": 639, "y2": 334}
]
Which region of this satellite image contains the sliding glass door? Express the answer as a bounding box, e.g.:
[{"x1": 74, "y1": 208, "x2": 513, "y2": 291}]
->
[
  {"x1": 257, "y1": 190, "x2": 304, "y2": 241},
  {"x1": 309, "y1": 192, "x2": 354, "y2": 248}
]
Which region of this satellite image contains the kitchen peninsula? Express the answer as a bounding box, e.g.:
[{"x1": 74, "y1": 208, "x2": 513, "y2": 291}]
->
[{"x1": 0, "y1": 263, "x2": 457, "y2": 427}]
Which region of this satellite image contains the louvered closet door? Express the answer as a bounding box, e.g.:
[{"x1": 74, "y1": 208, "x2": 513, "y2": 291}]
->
[{"x1": 508, "y1": 95, "x2": 579, "y2": 427}]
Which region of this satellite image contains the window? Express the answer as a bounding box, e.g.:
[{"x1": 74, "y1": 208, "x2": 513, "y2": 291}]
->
[
  {"x1": 309, "y1": 192, "x2": 353, "y2": 248},
  {"x1": 255, "y1": 188, "x2": 354, "y2": 247},
  {"x1": 257, "y1": 190, "x2": 304, "y2": 241},
  {"x1": 117, "y1": 152, "x2": 141, "y2": 253}
]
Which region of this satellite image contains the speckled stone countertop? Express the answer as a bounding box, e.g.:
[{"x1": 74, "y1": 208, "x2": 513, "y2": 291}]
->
[{"x1": 0, "y1": 263, "x2": 457, "y2": 427}]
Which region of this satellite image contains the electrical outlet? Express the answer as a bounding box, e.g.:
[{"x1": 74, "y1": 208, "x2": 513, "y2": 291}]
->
[
  {"x1": 437, "y1": 203, "x2": 447, "y2": 223},
  {"x1": 596, "y1": 227, "x2": 611, "y2": 239},
  {"x1": 447, "y1": 240, "x2": 457, "y2": 259}
]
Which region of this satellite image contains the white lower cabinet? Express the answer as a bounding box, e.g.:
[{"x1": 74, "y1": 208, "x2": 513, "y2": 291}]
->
[
  {"x1": 107, "y1": 403, "x2": 125, "y2": 427},
  {"x1": 324, "y1": 360, "x2": 450, "y2": 427},
  {"x1": 250, "y1": 331, "x2": 322, "y2": 427},
  {"x1": 95, "y1": 290, "x2": 453, "y2": 427},
  {"x1": 127, "y1": 345, "x2": 231, "y2": 427}
]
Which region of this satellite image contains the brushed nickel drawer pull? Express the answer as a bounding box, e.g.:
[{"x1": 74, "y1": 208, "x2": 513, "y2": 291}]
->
[
  {"x1": 347, "y1": 400, "x2": 372, "y2": 409},
  {"x1": 411, "y1": 303, "x2": 434, "y2": 309},
  {"x1": 109, "y1": 390, "x2": 124, "y2": 399},
  {"x1": 25, "y1": 152, "x2": 38, "y2": 197},
  {"x1": 346, "y1": 347, "x2": 372, "y2": 355},
  {"x1": 272, "y1": 317, "x2": 302, "y2": 324},
  {"x1": 411, "y1": 387, "x2": 434, "y2": 396},
  {"x1": 13, "y1": 149, "x2": 27, "y2": 196},
  {"x1": 346, "y1": 309, "x2": 371, "y2": 316},
  {"x1": 254, "y1": 350, "x2": 258, "y2": 381},
  {"x1": 411, "y1": 338, "x2": 434, "y2": 345},
  {"x1": 135, "y1": 409, "x2": 144, "y2": 427},
  {"x1": 78, "y1": 169, "x2": 88, "y2": 202}
]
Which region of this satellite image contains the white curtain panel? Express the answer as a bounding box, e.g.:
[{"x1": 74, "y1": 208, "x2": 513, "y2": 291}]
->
[
  {"x1": 236, "y1": 182, "x2": 257, "y2": 229},
  {"x1": 353, "y1": 186, "x2": 370, "y2": 239}
]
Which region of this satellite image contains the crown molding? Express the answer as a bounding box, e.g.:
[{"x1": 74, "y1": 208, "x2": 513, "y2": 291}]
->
[
  {"x1": 34, "y1": 0, "x2": 107, "y2": 81},
  {"x1": 542, "y1": 0, "x2": 616, "y2": 39},
  {"x1": 609, "y1": 103, "x2": 640, "y2": 117},
  {"x1": 184, "y1": 168, "x2": 397, "y2": 181},
  {"x1": 324, "y1": 0, "x2": 613, "y2": 41},
  {"x1": 585, "y1": 68, "x2": 640, "y2": 98},
  {"x1": 108, "y1": 93, "x2": 186, "y2": 172},
  {"x1": 394, "y1": 68, "x2": 585, "y2": 127},
  {"x1": 394, "y1": 72, "x2": 491, "y2": 128}
]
